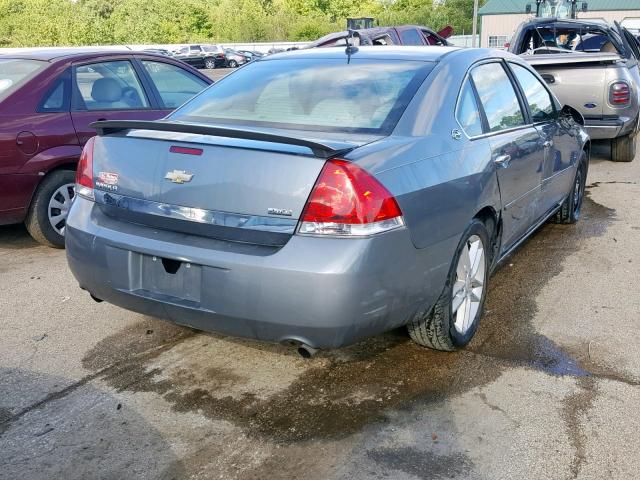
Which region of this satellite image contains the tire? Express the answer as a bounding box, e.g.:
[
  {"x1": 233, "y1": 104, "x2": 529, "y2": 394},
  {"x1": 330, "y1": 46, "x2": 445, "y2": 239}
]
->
[
  {"x1": 25, "y1": 170, "x2": 75, "y2": 248},
  {"x1": 553, "y1": 153, "x2": 587, "y2": 225},
  {"x1": 407, "y1": 219, "x2": 491, "y2": 351},
  {"x1": 228, "y1": 60, "x2": 238, "y2": 68},
  {"x1": 611, "y1": 133, "x2": 636, "y2": 162},
  {"x1": 204, "y1": 58, "x2": 216, "y2": 69}
]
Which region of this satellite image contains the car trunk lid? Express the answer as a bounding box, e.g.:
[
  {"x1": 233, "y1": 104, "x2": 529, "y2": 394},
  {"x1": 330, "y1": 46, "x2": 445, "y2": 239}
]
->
[{"x1": 90, "y1": 121, "x2": 379, "y2": 246}]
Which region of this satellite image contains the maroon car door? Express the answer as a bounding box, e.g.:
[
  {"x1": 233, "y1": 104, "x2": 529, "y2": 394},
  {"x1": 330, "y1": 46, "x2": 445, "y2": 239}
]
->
[{"x1": 70, "y1": 59, "x2": 167, "y2": 146}]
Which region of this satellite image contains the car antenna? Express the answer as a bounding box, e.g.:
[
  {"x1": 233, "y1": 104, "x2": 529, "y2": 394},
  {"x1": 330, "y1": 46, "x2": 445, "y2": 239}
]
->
[{"x1": 345, "y1": 29, "x2": 358, "y2": 63}]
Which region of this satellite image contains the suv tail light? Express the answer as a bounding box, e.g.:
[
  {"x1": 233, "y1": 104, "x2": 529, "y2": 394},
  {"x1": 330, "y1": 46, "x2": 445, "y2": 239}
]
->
[
  {"x1": 298, "y1": 159, "x2": 404, "y2": 237},
  {"x1": 76, "y1": 136, "x2": 95, "y2": 200},
  {"x1": 610, "y1": 81, "x2": 630, "y2": 106}
]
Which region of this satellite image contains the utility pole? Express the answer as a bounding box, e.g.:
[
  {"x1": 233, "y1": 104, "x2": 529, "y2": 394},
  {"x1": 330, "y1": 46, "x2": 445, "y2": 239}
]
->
[{"x1": 472, "y1": 0, "x2": 479, "y2": 47}]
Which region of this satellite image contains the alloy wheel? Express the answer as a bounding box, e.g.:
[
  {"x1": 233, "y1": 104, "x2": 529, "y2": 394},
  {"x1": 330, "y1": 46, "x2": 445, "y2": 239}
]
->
[
  {"x1": 48, "y1": 183, "x2": 75, "y2": 236},
  {"x1": 205, "y1": 59, "x2": 215, "y2": 69},
  {"x1": 451, "y1": 235, "x2": 485, "y2": 334}
]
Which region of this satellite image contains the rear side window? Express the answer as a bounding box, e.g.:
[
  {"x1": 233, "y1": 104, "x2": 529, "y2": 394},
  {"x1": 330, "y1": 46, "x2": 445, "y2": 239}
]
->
[
  {"x1": 470, "y1": 63, "x2": 525, "y2": 132},
  {"x1": 74, "y1": 60, "x2": 149, "y2": 111},
  {"x1": 510, "y1": 63, "x2": 555, "y2": 122},
  {"x1": 171, "y1": 59, "x2": 432, "y2": 134},
  {"x1": 0, "y1": 59, "x2": 47, "y2": 102},
  {"x1": 456, "y1": 79, "x2": 483, "y2": 137},
  {"x1": 141, "y1": 61, "x2": 208, "y2": 109},
  {"x1": 39, "y1": 69, "x2": 71, "y2": 112}
]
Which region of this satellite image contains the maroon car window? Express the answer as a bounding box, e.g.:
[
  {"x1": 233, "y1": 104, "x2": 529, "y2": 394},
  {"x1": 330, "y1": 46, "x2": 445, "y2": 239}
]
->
[
  {"x1": 74, "y1": 60, "x2": 149, "y2": 111},
  {"x1": 39, "y1": 69, "x2": 71, "y2": 112},
  {"x1": 141, "y1": 61, "x2": 208, "y2": 109},
  {"x1": 0, "y1": 59, "x2": 47, "y2": 102},
  {"x1": 399, "y1": 28, "x2": 424, "y2": 46}
]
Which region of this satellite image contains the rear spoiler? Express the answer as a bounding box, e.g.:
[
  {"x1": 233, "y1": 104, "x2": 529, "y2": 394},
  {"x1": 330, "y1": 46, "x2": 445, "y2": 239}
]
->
[{"x1": 90, "y1": 120, "x2": 352, "y2": 159}]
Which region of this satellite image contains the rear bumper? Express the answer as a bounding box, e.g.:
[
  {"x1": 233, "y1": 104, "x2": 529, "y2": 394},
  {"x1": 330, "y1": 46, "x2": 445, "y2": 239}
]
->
[
  {"x1": 65, "y1": 197, "x2": 450, "y2": 349},
  {"x1": 584, "y1": 115, "x2": 638, "y2": 140}
]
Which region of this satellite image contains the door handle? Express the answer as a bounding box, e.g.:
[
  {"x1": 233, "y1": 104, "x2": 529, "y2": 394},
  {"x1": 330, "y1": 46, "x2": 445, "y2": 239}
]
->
[
  {"x1": 543, "y1": 140, "x2": 554, "y2": 148},
  {"x1": 494, "y1": 154, "x2": 511, "y2": 168}
]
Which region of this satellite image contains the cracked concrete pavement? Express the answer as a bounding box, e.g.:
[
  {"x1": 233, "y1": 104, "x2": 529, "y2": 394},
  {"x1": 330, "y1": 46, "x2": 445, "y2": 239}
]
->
[{"x1": 0, "y1": 140, "x2": 639, "y2": 479}]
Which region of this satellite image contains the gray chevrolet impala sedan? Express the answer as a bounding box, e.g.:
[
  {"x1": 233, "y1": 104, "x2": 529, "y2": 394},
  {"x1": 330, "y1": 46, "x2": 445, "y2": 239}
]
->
[{"x1": 66, "y1": 46, "x2": 589, "y2": 355}]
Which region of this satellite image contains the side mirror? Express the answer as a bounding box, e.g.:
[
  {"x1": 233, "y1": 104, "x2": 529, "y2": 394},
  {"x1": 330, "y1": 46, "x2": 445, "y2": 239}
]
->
[{"x1": 561, "y1": 105, "x2": 585, "y2": 126}]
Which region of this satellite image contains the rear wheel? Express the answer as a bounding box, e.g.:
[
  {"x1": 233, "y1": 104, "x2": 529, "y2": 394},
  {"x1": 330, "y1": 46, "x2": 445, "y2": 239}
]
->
[
  {"x1": 611, "y1": 133, "x2": 636, "y2": 162},
  {"x1": 228, "y1": 59, "x2": 238, "y2": 68},
  {"x1": 25, "y1": 170, "x2": 75, "y2": 248},
  {"x1": 204, "y1": 58, "x2": 216, "y2": 69},
  {"x1": 553, "y1": 154, "x2": 587, "y2": 224},
  {"x1": 407, "y1": 219, "x2": 491, "y2": 351}
]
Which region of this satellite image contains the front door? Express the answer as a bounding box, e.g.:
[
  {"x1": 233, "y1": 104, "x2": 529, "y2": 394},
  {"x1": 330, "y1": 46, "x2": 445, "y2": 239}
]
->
[{"x1": 470, "y1": 61, "x2": 545, "y2": 250}]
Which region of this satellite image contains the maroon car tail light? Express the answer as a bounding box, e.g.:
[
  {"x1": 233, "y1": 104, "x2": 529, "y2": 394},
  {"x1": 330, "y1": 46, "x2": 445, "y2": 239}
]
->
[
  {"x1": 76, "y1": 137, "x2": 95, "y2": 200},
  {"x1": 170, "y1": 145, "x2": 203, "y2": 156},
  {"x1": 298, "y1": 159, "x2": 404, "y2": 237},
  {"x1": 610, "y1": 81, "x2": 630, "y2": 106}
]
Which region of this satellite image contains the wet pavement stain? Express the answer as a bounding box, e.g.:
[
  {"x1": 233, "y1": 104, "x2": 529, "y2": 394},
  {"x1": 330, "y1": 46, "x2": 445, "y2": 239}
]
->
[
  {"x1": 562, "y1": 377, "x2": 598, "y2": 479},
  {"x1": 468, "y1": 194, "x2": 616, "y2": 375},
  {"x1": 0, "y1": 407, "x2": 11, "y2": 435},
  {"x1": 368, "y1": 447, "x2": 473, "y2": 480},
  {"x1": 81, "y1": 192, "x2": 623, "y2": 450}
]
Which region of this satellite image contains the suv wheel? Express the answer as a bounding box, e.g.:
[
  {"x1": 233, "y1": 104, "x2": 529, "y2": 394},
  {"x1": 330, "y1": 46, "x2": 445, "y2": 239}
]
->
[
  {"x1": 25, "y1": 170, "x2": 75, "y2": 248},
  {"x1": 204, "y1": 58, "x2": 216, "y2": 69},
  {"x1": 407, "y1": 219, "x2": 491, "y2": 351},
  {"x1": 611, "y1": 133, "x2": 636, "y2": 162}
]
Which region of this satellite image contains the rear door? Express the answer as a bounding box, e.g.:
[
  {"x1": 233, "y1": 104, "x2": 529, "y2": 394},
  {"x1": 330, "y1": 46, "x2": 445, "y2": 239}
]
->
[
  {"x1": 70, "y1": 59, "x2": 165, "y2": 146},
  {"x1": 470, "y1": 61, "x2": 545, "y2": 249}
]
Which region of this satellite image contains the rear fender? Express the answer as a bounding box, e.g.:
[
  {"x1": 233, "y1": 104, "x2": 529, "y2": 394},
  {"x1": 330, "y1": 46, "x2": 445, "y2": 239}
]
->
[{"x1": 18, "y1": 145, "x2": 82, "y2": 175}]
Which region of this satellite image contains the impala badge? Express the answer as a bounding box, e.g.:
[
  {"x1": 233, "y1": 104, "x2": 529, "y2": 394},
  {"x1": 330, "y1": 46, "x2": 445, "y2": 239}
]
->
[{"x1": 165, "y1": 170, "x2": 194, "y2": 184}]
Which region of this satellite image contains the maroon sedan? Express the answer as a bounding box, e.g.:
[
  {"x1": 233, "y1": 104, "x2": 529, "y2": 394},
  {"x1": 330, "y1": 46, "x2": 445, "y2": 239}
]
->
[{"x1": 0, "y1": 49, "x2": 212, "y2": 247}]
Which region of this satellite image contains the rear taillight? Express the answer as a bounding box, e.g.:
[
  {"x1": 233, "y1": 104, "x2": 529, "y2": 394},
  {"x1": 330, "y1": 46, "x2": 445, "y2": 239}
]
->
[
  {"x1": 76, "y1": 136, "x2": 95, "y2": 200},
  {"x1": 298, "y1": 159, "x2": 404, "y2": 237},
  {"x1": 610, "y1": 81, "x2": 630, "y2": 106}
]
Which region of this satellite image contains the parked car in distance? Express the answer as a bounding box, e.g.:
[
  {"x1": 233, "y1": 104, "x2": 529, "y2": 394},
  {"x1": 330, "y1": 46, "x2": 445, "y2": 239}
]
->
[
  {"x1": 66, "y1": 47, "x2": 589, "y2": 356},
  {"x1": 223, "y1": 48, "x2": 249, "y2": 68},
  {"x1": 143, "y1": 48, "x2": 173, "y2": 57},
  {"x1": 0, "y1": 49, "x2": 212, "y2": 247},
  {"x1": 238, "y1": 50, "x2": 264, "y2": 61},
  {"x1": 308, "y1": 25, "x2": 452, "y2": 48},
  {"x1": 173, "y1": 44, "x2": 226, "y2": 69},
  {"x1": 509, "y1": 18, "x2": 640, "y2": 162}
]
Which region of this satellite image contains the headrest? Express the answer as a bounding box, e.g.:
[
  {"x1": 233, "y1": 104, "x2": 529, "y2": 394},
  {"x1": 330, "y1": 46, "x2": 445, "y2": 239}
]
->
[{"x1": 91, "y1": 78, "x2": 122, "y2": 103}]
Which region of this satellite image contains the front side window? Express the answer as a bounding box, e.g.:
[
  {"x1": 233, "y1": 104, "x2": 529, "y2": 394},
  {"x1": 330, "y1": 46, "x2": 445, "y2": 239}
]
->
[
  {"x1": 400, "y1": 28, "x2": 425, "y2": 46},
  {"x1": 74, "y1": 60, "x2": 149, "y2": 111},
  {"x1": 141, "y1": 61, "x2": 208, "y2": 109},
  {"x1": 471, "y1": 63, "x2": 525, "y2": 132},
  {"x1": 456, "y1": 79, "x2": 483, "y2": 137},
  {"x1": 510, "y1": 63, "x2": 555, "y2": 122},
  {"x1": 171, "y1": 59, "x2": 433, "y2": 134}
]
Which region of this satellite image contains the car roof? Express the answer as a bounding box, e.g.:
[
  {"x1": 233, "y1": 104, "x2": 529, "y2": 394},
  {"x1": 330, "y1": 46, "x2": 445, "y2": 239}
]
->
[
  {"x1": 522, "y1": 18, "x2": 611, "y2": 29},
  {"x1": 0, "y1": 48, "x2": 142, "y2": 62},
  {"x1": 264, "y1": 45, "x2": 462, "y2": 62}
]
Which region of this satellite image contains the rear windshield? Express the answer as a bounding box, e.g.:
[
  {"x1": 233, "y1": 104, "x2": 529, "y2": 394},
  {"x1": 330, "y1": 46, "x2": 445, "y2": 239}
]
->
[
  {"x1": 171, "y1": 58, "x2": 432, "y2": 134},
  {"x1": 0, "y1": 59, "x2": 47, "y2": 101}
]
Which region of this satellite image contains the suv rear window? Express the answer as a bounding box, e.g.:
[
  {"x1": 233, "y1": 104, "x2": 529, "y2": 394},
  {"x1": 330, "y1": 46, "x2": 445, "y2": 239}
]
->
[
  {"x1": 171, "y1": 58, "x2": 432, "y2": 134},
  {"x1": 0, "y1": 59, "x2": 47, "y2": 101}
]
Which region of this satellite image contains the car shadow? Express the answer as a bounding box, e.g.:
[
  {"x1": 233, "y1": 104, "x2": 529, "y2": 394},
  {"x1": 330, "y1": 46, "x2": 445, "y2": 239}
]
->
[{"x1": 0, "y1": 224, "x2": 40, "y2": 250}]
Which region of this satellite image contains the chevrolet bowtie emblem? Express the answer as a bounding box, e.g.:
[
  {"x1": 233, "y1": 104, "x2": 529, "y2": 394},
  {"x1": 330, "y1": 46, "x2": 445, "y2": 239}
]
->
[{"x1": 165, "y1": 170, "x2": 194, "y2": 184}]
